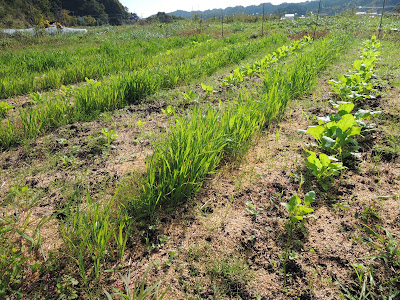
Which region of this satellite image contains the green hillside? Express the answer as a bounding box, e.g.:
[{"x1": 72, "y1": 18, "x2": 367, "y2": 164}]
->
[
  {"x1": 169, "y1": 0, "x2": 400, "y2": 19},
  {"x1": 0, "y1": 0, "x2": 129, "y2": 28}
]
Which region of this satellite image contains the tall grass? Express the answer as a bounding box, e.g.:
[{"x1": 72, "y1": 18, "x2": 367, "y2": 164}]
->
[
  {"x1": 0, "y1": 34, "x2": 288, "y2": 149},
  {"x1": 0, "y1": 31, "x2": 276, "y2": 98}
]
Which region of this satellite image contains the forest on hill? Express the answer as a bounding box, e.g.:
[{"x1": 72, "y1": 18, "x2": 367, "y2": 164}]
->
[
  {"x1": 169, "y1": 0, "x2": 400, "y2": 19},
  {"x1": 0, "y1": 0, "x2": 130, "y2": 27}
]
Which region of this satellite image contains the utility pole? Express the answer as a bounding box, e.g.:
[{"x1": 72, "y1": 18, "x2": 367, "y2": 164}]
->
[
  {"x1": 221, "y1": 10, "x2": 224, "y2": 38},
  {"x1": 262, "y1": 3, "x2": 265, "y2": 36},
  {"x1": 378, "y1": 0, "x2": 386, "y2": 39},
  {"x1": 313, "y1": 0, "x2": 322, "y2": 39}
]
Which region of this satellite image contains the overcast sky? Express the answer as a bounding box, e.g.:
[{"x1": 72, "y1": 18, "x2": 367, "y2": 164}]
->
[{"x1": 119, "y1": 0, "x2": 307, "y2": 18}]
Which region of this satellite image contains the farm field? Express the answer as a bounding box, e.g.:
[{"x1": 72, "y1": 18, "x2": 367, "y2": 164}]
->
[{"x1": 0, "y1": 15, "x2": 400, "y2": 299}]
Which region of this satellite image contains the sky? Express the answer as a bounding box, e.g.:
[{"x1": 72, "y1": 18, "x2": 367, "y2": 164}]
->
[{"x1": 119, "y1": 0, "x2": 307, "y2": 18}]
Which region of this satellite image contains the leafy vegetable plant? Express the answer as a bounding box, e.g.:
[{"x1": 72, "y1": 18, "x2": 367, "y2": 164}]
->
[
  {"x1": 200, "y1": 83, "x2": 213, "y2": 95},
  {"x1": 101, "y1": 127, "x2": 118, "y2": 146},
  {"x1": 305, "y1": 149, "x2": 345, "y2": 190},
  {"x1": 329, "y1": 35, "x2": 380, "y2": 102},
  {"x1": 299, "y1": 113, "x2": 362, "y2": 159},
  {"x1": 281, "y1": 191, "x2": 316, "y2": 285},
  {"x1": 161, "y1": 105, "x2": 175, "y2": 116},
  {"x1": 182, "y1": 90, "x2": 198, "y2": 102}
]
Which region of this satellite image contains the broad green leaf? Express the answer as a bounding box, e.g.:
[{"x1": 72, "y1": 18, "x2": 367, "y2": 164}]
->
[
  {"x1": 337, "y1": 102, "x2": 354, "y2": 114},
  {"x1": 319, "y1": 153, "x2": 331, "y2": 166},
  {"x1": 347, "y1": 126, "x2": 361, "y2": 137},
  {"x1": 337, "y1": 114, "x2": 356, "y2": 132},
  {"x1": 306, "y1": 126, "x2": 325, "y2": 141},
  {"x1": 304, "y1": 191, "x2": 315, "y2": 206}
]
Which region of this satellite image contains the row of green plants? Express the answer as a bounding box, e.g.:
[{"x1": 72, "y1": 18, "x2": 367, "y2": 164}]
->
[
  {"x1": 286, "y1": 36, "x2": 399, "y2": 298},
  {"x1": 135, "y1": 33, "x2": 352, "y2": 219},
  {"x1": 0, "y1": 32, "x2": 258, "y2": 98},
  {"x1": 300, "y1": 35, "x2": 381, "y2": 174},
  {"x1": 220, "y1": 35, "x2": 313, "y2": 87},
  {"x1": 0, "y1": 34, "x2": 289, "y2": 149},
  {"x1": 280, "y1": 35, "x2": 382, "y2": 289},
  {"x1": 329, "y1": 35, "x2": 381, "y2": 102}
]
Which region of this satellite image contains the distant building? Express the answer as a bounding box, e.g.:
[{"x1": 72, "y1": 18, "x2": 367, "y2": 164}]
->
[
  {"x1": 356, "y1": 11, "x2": 379, "y2": 17},
  {"x1": 281, "y1": 13, "x2": 296, "y2": 20}
]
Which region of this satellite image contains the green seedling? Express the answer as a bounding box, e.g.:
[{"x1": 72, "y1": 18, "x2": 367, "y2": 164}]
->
[
  {"x1": 305, "y1": 149, "x2": 346, "y2": 190},
  {"x1": 104, "y1": 263, "x2": 168, "y2": 300},
  {"x1": 101, "y1": 128, "x2": 118, "y2": 146},
  {"x1": 281, "y1": 191, "x2": 316, "y2": 286},
  {"x1": 0, "y1": 101, "x2": 14, "y2": 118},
  {"x1": 221, "y1": 68, "x2": 244, "y2": 87},
  {"x1": 29, "y1": 92, "x2": 44, "y2": 104},
  {"x1": 60, "y1": 155, "x2": 75, "y2": 167},
  {"x1": 245, "y1": 201, "x2": 263, "y2": 217},
  {"x1": 161, "y1": 105, "x2": 175, "y2": 116},
  {"x1": 201, "y1": 83, "x2": 213, "y2": 95},
  {"x1": 281, "y1": 191, "x2": 316, "y2": 224},
  {"x1": 182, "y1": 89, "x2": 198, "y2": 102},
  {"x1": 137, "y1": 120, "x2": 146, "y2": 128},
  {"x1": 60, "y1": 84, "x2": 74, "y2": 97}
]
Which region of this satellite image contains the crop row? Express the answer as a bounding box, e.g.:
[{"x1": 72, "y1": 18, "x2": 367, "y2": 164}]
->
[
  {"x1": 55, "y1": 34, "x2": 352, "y2": 286},
  {"x1": 300, "y1": 35, "x2": 381, "y2": 169},
  {"x1": 135, "y1": 33, "x2": 352, "y2": 218},
  {"x1": 0, "y1": 34, "x2": 289, "y2": 149},
  {"x1": 220, "y1": 35, "x2": 313, "y2": 87},
  {"x1": 266, "y1": 35, "x2": 383, "y2": 287},
  {"x1": 285, "y1": 36, "x2": 399, "y2": 292},
  {"x1": 0, "y1": 33, "x2": 267, "y2": 98}
]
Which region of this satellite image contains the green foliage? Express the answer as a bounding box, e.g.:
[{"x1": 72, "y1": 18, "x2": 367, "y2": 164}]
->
[
  {"x1": 0, "y1": 101, "x2": 14, "y2": 118},
  {"x1": 305, "y1": 149, "x2": 345, "y2": 190},
  {"x1": 0, "y1": 33, "x2": 289, "y2": 149},
  {"x1": 132, "y1": 33, "x2": 352, "y2": 219},
  {"x1": 329, "y1": 35, "x2": 381, "y2": 102},
  {"x1": 137, "y1": 106, "x2": 229, "y2": 218},
  {"x1": 209, "y1": 257, "x2": 252, "y2": 297},
  {"x1": 60, "y1": 191, "x2": 126, "y2": 282},
  {"x1": 281, "y1": 191, "x2": 316, "y2": 286},
  {"x1": 361, "y1": 225, "x2": 400, "y2": 275},
  {"x1": 299, "y1": 113, "x2": 361, "y2": 158},
  {"x1": 339, "y1": 225, "x2": 400, "y2": 299},
  {"x1": 223, "y1": 35, "x2": 312, "y2": 87},
  {"x1": 161, "y1": 105, "x2": 175, "y2": 116},
  {"x1": 245, "y1": 201, "x2": 263, "y2": 216},
  {"x1": 200, "y1": 83, "x2": 213, "y2": 95},
  {"x1": 137, "y1": 120, "x2": 146, "y2": 128},
  {"x1": 103, "y1": 263, "x2": 168, "y2": 299},
  {"x1": 281, "y1": 191, "x2": 316, "y2": 224},
  {"x1": 101, "y1": 127, "x2": 118, "y2": 146},
  {"x1": 221, "y1": 68, "x2": 244, "y2": 87},
  {"x1": 182, "y1": 90, "x2": 198, "y2": 102}
]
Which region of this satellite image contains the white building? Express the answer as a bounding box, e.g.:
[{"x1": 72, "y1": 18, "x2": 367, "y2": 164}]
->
[{"x1": 281, "y1": 13, "x2": 296, "y2": 20}]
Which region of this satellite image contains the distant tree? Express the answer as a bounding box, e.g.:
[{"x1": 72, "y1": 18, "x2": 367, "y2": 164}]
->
[
  {"x1": 130, "y1": 12, "x2": 139, "y2": 22},
  {"x1": 156, "y1": 12, "x2": 172, "y2": 23},
  {"x1": 395, "y1": 4, "x2": 400, "y2": 13},
  {"x1": 98, "y1": 0, "x2": 128, "y2": 24}
]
